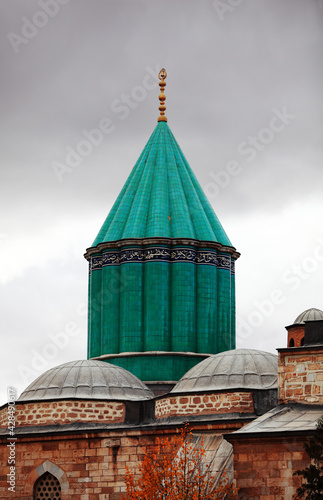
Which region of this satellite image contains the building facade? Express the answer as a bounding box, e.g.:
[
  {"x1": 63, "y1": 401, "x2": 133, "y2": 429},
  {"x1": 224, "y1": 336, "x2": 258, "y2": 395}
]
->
[
  {"x1": 85, "y1": 71, "x2": 239, "y2": 383},
  {"x1": 0, "y1": 71, "x2": 322, "y2": 499}
]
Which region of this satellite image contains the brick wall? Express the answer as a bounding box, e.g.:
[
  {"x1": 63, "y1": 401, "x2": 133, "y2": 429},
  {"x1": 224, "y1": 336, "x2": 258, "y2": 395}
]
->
[
  {"x1": 231, "y1": 436, "x2": 308, "y2": 499},
  {"x1": 155, "y1": 392, "x2": 254, "y2": 419},
  {"x1": 287, "y1": 325, "x2": 305, "y2": 347},
  {"x1": 0, "y1": 400, "x2": 125, "y2": 427},
  {"x1": 278, "y1": 347, "x2": 323, "y2": 404}
]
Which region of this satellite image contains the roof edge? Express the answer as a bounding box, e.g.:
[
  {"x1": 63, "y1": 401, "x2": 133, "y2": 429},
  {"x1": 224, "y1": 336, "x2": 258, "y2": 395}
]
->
[{"x1": 84, "y1": 237, "x2": 240, "y2": 261}]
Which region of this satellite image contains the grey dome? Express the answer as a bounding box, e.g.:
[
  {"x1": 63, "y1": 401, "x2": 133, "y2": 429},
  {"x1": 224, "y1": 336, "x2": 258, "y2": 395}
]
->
[
  {"x1": 172, "y1": 349, "x2": 278, "y2": 393},
  {"x1": 294, "y1": 308, "x2": 323, "y2": 324},
  {"x1": 18, "y1": 360, "x2": 154, "y2": 402}
]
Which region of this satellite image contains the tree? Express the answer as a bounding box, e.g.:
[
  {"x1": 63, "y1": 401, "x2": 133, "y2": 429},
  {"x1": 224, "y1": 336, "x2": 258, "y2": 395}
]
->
[
  {"x1": 294, "y1": 416, "x2": 323, "y2": 499},
  {"x1": 122, "y1": 424, "x2": 239, "y2": 500}
]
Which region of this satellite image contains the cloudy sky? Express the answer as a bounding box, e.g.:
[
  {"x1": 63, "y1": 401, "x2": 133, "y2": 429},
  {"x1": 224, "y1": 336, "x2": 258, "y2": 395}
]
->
[{"x1": 1, "y1": 0, "x2": 322, "y2": 405}]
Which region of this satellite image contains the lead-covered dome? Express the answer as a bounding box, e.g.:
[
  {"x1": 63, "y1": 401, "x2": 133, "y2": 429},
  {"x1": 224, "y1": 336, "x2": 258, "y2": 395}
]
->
[
  {"x1": 294, "y1": 308, "x2": 323, "y2": 324},
  {"x1": 172, "y1": 349, "x2": 278, "y2": 393},
  {"x1": 18, "y1": 360, "x2": 154, "y2": 401}
]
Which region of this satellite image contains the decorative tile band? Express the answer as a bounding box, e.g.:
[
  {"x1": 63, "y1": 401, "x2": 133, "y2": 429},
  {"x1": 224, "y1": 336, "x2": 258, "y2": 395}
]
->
[{"x1": 90, "y1": 247, "x2": 234, "y2": 274}]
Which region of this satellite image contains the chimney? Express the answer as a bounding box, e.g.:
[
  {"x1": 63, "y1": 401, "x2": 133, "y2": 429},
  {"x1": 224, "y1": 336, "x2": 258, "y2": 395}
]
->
[{"x1": 277, "y1": 320, "x2": 323, "y2": 405}]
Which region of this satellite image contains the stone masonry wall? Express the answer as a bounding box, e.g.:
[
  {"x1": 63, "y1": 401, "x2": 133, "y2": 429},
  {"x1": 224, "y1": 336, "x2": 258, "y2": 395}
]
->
[
  {"x1": 232, "y1": 436, "x2": 308, "y2": 499},
  {"x1": 278, "y1": 348, "x2": 323, "y2": 404},
  {"x1": 0, "y1": 400, "x2": 125, "y2": 427},
  {"x1": 0, "y1": 431, "x2": 142, "y2": 500},
  {"x1": 0, "y1": 423, "x2": 240, "y2": 500},
  {"x1": 155, "y1": 392, "x2": 254, "y2": 419}
]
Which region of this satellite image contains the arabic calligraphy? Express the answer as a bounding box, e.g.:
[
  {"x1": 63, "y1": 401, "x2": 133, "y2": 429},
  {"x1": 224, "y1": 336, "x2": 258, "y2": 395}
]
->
[{"x1": 90, "y1": 247, "x2": 234, "y2": 274}]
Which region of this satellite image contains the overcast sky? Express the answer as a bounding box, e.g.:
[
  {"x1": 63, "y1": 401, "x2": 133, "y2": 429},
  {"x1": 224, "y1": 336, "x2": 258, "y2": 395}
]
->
[{"x1": 1, "y1": 0, "x2": 323, "y2": 405}]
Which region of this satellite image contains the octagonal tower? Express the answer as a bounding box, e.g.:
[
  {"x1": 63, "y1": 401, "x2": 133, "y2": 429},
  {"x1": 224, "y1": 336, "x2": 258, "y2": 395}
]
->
[{"x1": 84, "y1": 70, "x2": 240, "y2": 383}]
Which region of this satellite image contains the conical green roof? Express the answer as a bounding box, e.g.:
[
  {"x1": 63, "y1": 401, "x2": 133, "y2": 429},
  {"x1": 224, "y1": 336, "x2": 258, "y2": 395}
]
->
[{"x1": 93, "y1": 121, "x2": 231, "y2": 246}]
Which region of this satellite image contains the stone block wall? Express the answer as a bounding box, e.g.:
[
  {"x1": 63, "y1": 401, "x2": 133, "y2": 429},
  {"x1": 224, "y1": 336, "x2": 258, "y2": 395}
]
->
[
  {"x1": 231, "y1": 436, "x2": 308, "y2": 499},
  {"x1": 0, "y1": 420, "x2": 244, "y2": 499},
  {"x1": 155, "y1": 392, "x2": 254, "y2": 419},
  {"x1": 278, "y1": 347, "x2": 323, "y2": 404},
  {"x1": 0, "y1": 426, "x2": 209, "y2": 500},
  {"x1": 0, "y1": 400, "x2": 125, "y2": 427},
  {"x1": 0, "y1": 430, "x2": 138, "y2": 499}
]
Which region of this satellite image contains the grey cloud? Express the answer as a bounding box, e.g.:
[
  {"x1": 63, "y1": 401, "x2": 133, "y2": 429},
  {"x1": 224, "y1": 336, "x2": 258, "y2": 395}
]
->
[{"x1": 1, "y1": 0, "x2": 323, "y2": 404}]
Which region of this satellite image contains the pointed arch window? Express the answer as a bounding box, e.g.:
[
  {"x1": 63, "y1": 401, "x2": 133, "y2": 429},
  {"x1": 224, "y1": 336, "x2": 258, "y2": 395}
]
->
[{"x1": 34, "y1": 471, "x2": 61, "y2": 499}]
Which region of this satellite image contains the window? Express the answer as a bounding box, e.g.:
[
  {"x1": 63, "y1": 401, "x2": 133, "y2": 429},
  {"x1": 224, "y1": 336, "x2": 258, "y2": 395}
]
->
[
  {"x1": 289, "y1": 338, "x2": 295, "y2": 347},
  {"x1": 34, "y1": 471, "x2": 61, "y2": 499}
]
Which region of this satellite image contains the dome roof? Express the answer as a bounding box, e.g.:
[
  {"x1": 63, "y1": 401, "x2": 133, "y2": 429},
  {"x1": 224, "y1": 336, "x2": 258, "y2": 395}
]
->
[
  {"x1": 91, "y1": 122, "x2": 232, "y2": 246},
  {"x1": 171, "y1": 349, "x2": 278, "y2": 393},
  {"x1": 293, "y1": 308, "x2": 323, "y2": 324},
  {"x1": 18, "y1": 360, "x2": 154, "y2": 402}
]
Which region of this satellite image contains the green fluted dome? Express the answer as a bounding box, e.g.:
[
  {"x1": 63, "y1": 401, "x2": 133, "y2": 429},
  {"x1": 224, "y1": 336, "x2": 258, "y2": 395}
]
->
[
  {"x1": 93, "y1": 121, "x2": 231, "y2": 246},
  {"x1": 86, "y1": 119, "x2": 239, "y2": 383}
]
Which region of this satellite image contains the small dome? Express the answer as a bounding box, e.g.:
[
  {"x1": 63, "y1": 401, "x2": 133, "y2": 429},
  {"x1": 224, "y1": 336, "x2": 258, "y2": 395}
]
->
[
  {"x1": 172, "y1": 349, "x2": 278, "y2": 393},
  {"x1": 294, "y1": 308, "x2": 323, "y2": 324},
  {"x1": 18, "y1": 360, "x2": 154, "y2": 402}
]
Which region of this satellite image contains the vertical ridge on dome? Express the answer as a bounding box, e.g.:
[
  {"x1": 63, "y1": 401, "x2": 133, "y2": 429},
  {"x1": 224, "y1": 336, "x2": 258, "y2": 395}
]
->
[
  {"x1": 91, "y1": 121, "x2": 234, "y2": 244},
  {"x1": 167, "y1": 136, "x2": 195, "y2": 238},
  {"x1": 146, "y1": 129, "x2": 171, "y2": 237},
  {"x1": 18, "y1": 360, "x2": 154, "y2": 401},
  {"x1": 294, "y1": 307, "x2": 323, "y2": 324},
  {"x1": 85, "y1": 72, "x2": 240, "y2": 382},
  {"x1": 92, "y1": 125, "x2": 159, "y2": 245}
]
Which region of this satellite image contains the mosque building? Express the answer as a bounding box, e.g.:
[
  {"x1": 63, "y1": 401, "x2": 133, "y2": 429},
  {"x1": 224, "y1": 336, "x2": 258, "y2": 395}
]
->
[
  {"x1": 0, "y1": 70, "x2": 322, "y2": 500},
  {"x1": 85, "y1": 68, "x2": 239, "y2": 390}
]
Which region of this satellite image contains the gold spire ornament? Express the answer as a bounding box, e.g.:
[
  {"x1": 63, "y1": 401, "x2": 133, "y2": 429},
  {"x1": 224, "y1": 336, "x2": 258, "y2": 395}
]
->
[{"x1": 158, "y1": 68, "x2": 167, "y2": 122}]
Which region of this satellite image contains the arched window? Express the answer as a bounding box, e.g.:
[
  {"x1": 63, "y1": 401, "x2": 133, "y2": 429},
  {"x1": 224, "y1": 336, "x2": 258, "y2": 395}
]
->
[
  {"x1": 34, "y1": 471, "x2": 61, "y2": 499},
  {"x1": 289, "y1": 338, "x2": 295, "y2": 347}
]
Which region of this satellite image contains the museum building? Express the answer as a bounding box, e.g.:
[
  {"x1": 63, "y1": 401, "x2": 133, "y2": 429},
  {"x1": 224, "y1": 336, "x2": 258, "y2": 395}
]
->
[{"x1": 0, "y1": 70, "x2": 322, "y2": 499}]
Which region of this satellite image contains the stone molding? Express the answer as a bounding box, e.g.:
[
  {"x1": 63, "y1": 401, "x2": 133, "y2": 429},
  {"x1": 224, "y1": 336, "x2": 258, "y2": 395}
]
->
[
  {"x1": 85, "y1": 237, "x2": 240, "y2": 261},
  {"x1": 92, "y1": 350, "x2": 212, "y2": 361},
  {"x1": 89, "y1": 246, "x2": 236, "y2": 275},
  {"x1": 25, "y1": 460, "x2": 69, "y2": 495}
]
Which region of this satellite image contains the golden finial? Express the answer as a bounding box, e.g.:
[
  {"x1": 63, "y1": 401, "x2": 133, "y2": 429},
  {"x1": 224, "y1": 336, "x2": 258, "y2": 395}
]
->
[{"x1": 158, "y1": 68, "x2": 167, "y2": 122}]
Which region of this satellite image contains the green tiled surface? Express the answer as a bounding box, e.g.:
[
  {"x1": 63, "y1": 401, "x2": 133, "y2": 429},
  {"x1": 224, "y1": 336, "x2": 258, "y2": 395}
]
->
[
  {"x1": 231, "y1": 271, "x2": 236, "y2": 350},
  {"x1": 88, "y1": 252, "x2": 236, "y2": 370},
  {"x1": 144, "y1": 262, "x2": 170, "y2": 351},
  {"x1": 105, "y1": 354, "x2": 206, "y2": 382},
  {"x1": 92, "y1": 122, "x2": 232, "y2": 245},
  {"x1": 196, "y1": 264, "x2": 217, "y2": 353},
  {"x1": 101, "y1": 266, "x2": 120, "y2": 354},
  {"x1": 119, "y1": 263, "x2": 144, "y2": 352},
  {"x1": 170, "y1": 263, "x2": 196, "y2": 352},
  {"x1": 87, "y1": 268, "x2": 101, "y2": 358},
  {"x1": 216, "y1": 268, "x2": 233, "y2": 352},
  {"x1": 87, "y1": 121, "x2": 238, "y2": 381}
]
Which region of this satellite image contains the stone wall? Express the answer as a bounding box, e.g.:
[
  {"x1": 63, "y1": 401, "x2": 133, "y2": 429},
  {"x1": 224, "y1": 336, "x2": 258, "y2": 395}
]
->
[
  {"x1": 0, "y1": 424, "x2": 238, "y2": 500},
  {"x1": 278, "y1": 347, "x2": 323, "y2": 404},
  {"x1": 231, "y1": 436, "x2": 308, "y2": 499},
  {"x1": 155, "y1": 392, "x2": 254, "y2": 419},
  {"x1": 0, "y1": 400, "x2": 125, "y2": 427},
  {"x1": 0, "y1": 430, "x2": 142, "y2": 499}
]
